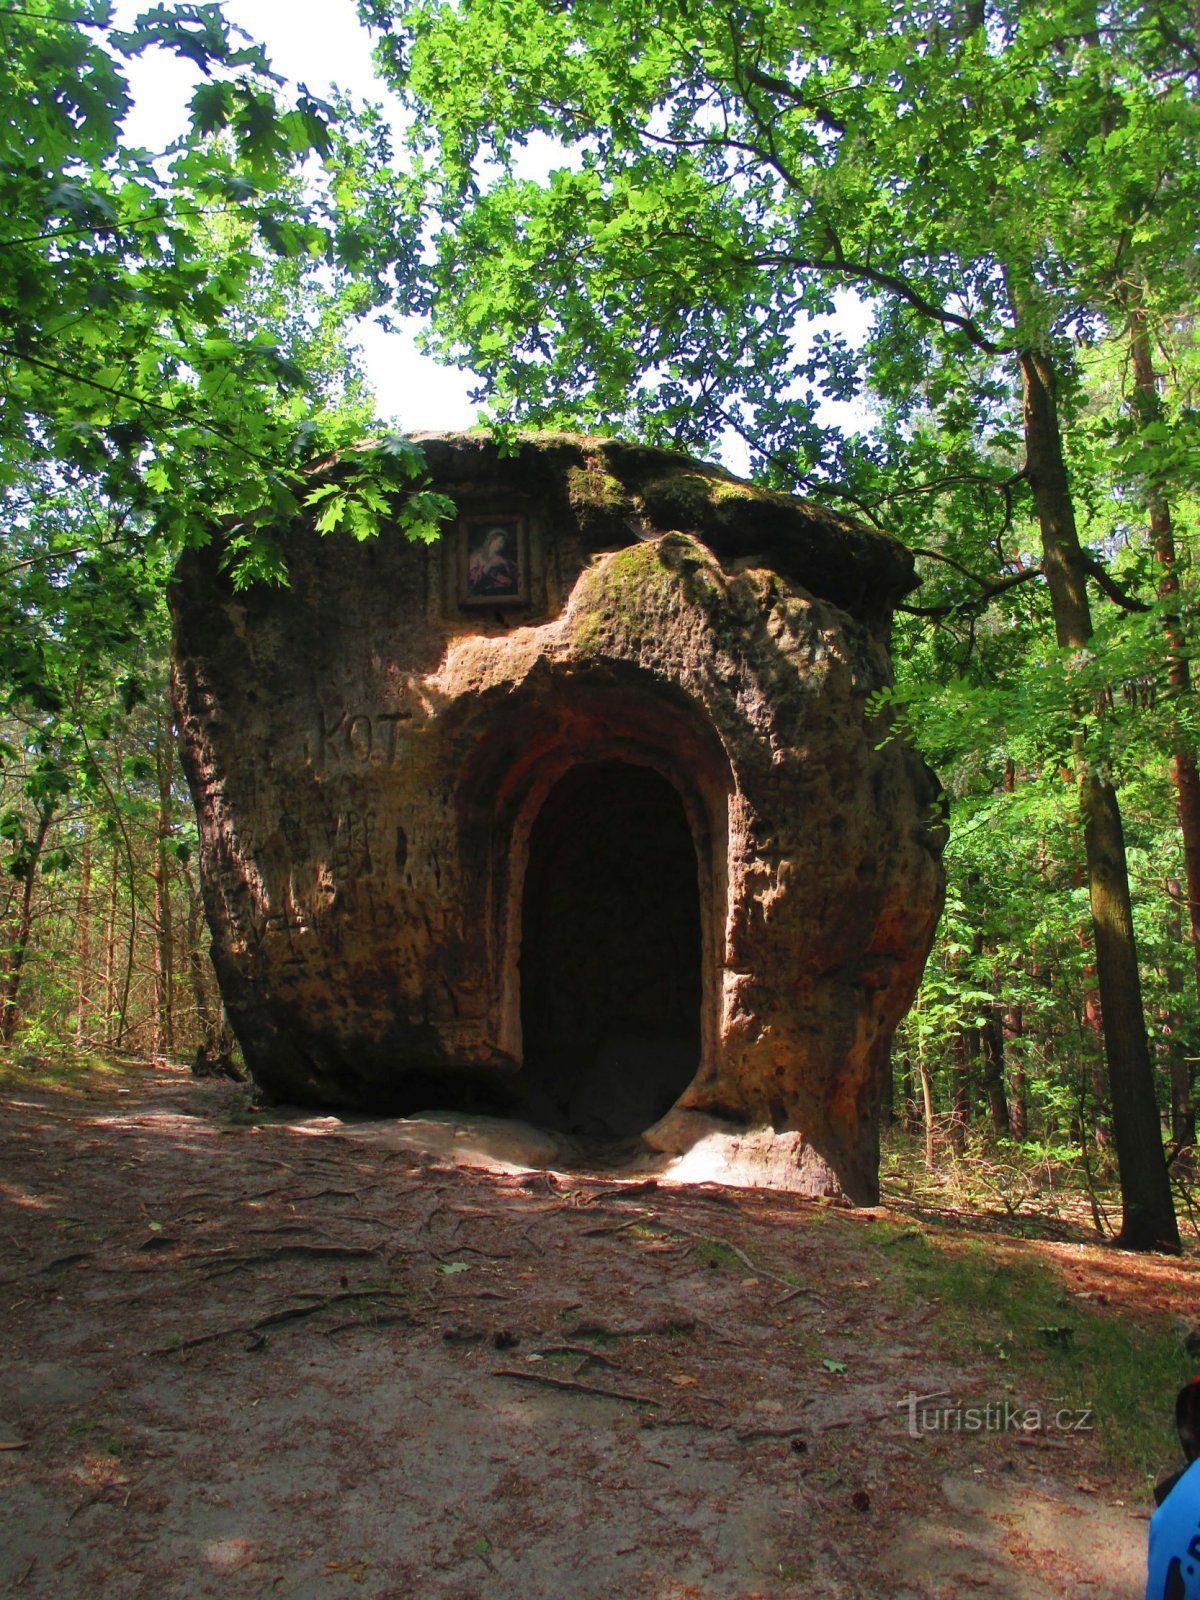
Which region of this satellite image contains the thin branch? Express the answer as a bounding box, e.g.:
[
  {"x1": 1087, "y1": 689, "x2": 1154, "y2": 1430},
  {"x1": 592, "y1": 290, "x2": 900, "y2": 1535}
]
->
[
  {"x1": 744, "y1": 251, "x2": 1002, "y2": 353},
  {"x1": 738, "y1": 63, "x2": 847, "y2": 133},
  {"x1": 884, "y1": 468, "x2": 1027, "y2": 502},
  {"x1": 718, "y1": 20, "x2": 828, "y2": 193},
  {"x1": 0, "y1": 343, "x2": 297, "y2": 474},
  {"x1": 900, "y1": 562, "x2": 1045, "y2": 619},
  {"x1": 1083, "y1": 555, "x2": 1150, "y2": 613},
  {"x1": 0, "y1": 500, "x2": 131, "y2": 581},
  {"x1": 705, "y1": 397, "x2": 887, "y2": 526},
  {"x1": 0, "y1": 201, "x2": 265, "y2": 253},
  {"x1": 909, "y1": 546, "x2": 1031, "y2": 588}
]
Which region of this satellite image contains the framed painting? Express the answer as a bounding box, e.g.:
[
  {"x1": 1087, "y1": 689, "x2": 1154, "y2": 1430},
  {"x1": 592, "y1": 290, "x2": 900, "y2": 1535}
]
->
[{"x1": 458, "y1": 515, "x2": 529, "y2": 607}]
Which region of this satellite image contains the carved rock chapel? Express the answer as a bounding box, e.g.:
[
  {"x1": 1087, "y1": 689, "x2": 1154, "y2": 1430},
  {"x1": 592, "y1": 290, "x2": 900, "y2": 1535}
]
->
[{"x1": 171, "y1": 433, "x2": 946, "y2": 1203}]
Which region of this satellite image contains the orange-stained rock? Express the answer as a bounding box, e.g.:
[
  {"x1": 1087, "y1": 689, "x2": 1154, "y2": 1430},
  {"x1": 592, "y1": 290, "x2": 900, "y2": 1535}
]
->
[{"x1": 171, "y1": 433, "x2": 946, "y2": 1202}]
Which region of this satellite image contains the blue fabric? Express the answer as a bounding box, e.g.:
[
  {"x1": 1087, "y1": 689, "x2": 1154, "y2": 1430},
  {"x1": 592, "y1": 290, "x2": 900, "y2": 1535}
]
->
[{"x1": 1148, "y1": 1459, "x2": 1200, "y2": 1600}]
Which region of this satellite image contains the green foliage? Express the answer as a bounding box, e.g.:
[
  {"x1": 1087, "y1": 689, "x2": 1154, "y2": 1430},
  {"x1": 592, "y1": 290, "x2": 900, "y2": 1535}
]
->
[
  {"x1": 368, "y1": 0, "x2": 1198, "y2": 469},
  {"x1": 0, "y1": 0, "x2": 445, "y2": 576},
  {"x1": 0, "y1": 5, "x2": 460, "y2": 1047}
]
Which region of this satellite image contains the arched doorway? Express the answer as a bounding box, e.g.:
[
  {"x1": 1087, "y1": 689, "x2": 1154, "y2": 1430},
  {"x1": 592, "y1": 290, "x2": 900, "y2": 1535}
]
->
[{"x1": 518, "y1": 761, "x2": 702, "y2": 1137}]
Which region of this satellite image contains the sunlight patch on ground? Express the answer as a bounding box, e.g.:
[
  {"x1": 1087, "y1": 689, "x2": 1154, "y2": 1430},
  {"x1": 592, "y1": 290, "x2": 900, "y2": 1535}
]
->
[
  {"x1": 0, "y1": 1181, "x2": 56, "y2": 1211},
  {"x1": 84, "y1": 1112, "x2": 217, "y2": 1135},
  {"x1": 203, "y1": 1536, "x2": 260, "y2": 1575}
]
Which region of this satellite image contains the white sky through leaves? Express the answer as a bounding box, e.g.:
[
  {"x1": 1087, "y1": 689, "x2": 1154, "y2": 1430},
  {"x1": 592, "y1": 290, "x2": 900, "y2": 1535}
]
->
[{"x1": 114, "y1": 0, "x2": 482, "y2": 432}]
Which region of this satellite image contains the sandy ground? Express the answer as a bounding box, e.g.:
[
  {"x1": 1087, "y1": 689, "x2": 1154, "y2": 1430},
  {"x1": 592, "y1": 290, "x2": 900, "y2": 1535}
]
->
[{"x1": 0, "y1": 1068, "x2": 1183, "y2": 1599}]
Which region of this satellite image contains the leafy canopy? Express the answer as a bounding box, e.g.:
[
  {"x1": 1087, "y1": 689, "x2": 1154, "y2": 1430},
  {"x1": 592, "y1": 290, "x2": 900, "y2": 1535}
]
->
[
  {"x1": 1, "y1": 0, "x2": 451, "y2": 586},
  {"x1": 366, "y1": 0, "x2": 1199, "y2": 498}
]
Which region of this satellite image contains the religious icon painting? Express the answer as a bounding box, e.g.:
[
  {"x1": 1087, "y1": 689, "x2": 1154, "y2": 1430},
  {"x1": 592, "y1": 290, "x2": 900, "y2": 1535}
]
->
[{"x1": 459, "y1": 515, "x2": 528, "y2": 606}]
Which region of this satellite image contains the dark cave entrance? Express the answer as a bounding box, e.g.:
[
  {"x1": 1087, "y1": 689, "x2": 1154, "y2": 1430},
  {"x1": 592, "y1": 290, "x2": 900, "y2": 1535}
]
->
[{"x1": 517, "y1": 761, "x2": 703, "y2": 1138}]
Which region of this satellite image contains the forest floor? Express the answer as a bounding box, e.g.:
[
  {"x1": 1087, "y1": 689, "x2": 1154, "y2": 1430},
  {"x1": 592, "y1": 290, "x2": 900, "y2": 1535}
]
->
[{"x1": 1, "y1": 1063, "x2": 1198, "y2": 1600}]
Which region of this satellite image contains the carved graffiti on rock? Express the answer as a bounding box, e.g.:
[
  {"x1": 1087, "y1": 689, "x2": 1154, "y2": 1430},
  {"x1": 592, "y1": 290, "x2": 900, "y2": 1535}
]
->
[
  {"x1": 307, "y1": 708, "x2": 412, "y2": 770},
  {"x1": 329, "y1": 809, "x2": 374, "y2": 885}
]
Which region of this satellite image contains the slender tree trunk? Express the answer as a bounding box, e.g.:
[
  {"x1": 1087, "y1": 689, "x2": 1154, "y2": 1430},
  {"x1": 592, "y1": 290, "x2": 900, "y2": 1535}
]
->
[
  {"x1": 75, "y1": 831, "x2": 92, "y2": 1047},
  {"x1": 0, "y1": 804, "x2": 55, "y2": 1043},
  {"x1": 1019, "y1": 346, "x2": 1178, "y2": 1250},
  {"x1": 984, "y1": 762, "x2": 1015, "y2": 1137},
  {"x1": 898, "y1": 1054, "x2": 921, "y2": 1134},
  {"x1": 151, "y1": 720, "x2": 176, "y2": 1062},
  {"x1": 1165, "y1": 880, "x2": 1197, "y2": 1174},
  {"x1": 884, "y1": 1052, "x2": 896, "y2": 1125},
  {"x1": 1005, "y1": 1003, "x2": 1028, "y2": 1138},
  {"x1": 186, "y1": 888, "x2": 214, "y2": 1050},
  {"x1": 980, "y1": 1006, "x2": 1009, "y2": 1135},
  {"x1": 1076, "y1": 922, "x2": 1109, "y2": 1149},
  {"x1": 102, "y1": 840, "x2": 120, "y2": 1047},
  {"x1": 87, "y1": 732, "x2": 138, "y2": 1052},
  {"x1": 113, "y1": 807, "x2": 137, "y2": 1053},
  {"x1": 966, "y1": 917, "x2": 1009, "y2": 1135},
  {"x1": 919, "y1": 1056, "x2": 936, "y2": 1171},
  {"x1": 1128, "y1": 309, "x2": 1200, "y2": 1011}
]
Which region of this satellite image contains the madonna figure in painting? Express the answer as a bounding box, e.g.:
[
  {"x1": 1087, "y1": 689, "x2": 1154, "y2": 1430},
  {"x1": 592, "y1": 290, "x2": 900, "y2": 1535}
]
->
[{"x1": 467, "y1": 520, "x2": 520, "y2": 597}]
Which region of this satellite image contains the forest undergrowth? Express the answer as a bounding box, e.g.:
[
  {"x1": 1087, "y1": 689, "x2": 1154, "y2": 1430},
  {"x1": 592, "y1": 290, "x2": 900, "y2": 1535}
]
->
[
  {"x1": 881, "y1": 1123, "x2": 1200, "y2": 1249},
  {"x1": 878, "y1": 1127, "x2": 1200, "y2": 1481}
]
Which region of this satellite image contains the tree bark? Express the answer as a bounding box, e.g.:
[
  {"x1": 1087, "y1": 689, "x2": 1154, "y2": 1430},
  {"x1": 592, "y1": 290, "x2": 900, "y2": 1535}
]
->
[
  {"x1": 1004, "y1": 1003, "x2": 1028, "y2": 1138},
  {"x1": 1019, "y1": 346, "x2": 1178, "y2": 1251},
  {"x1": 102, "y1": 839, "x2": 119, "y2": 1047},
  {"x1": 919, "y1": 1056, "x2": 936, "y2": 1171},
  {"x1": 980, "y1": 1006, "x2": 1009, "y2": 1135},
  {"x1": 75, "y1": 831, "x2": 92, "y2": 1048},
  {"x1": 0, "y1": 804, "x2": 56, "y2": 1043},
  {"x1": 151, "y1": 717, "x2": 176, "y2": 1062},
  {"x1": 1165, "y1": 880, "x2": 1196, "y2": 1174}
]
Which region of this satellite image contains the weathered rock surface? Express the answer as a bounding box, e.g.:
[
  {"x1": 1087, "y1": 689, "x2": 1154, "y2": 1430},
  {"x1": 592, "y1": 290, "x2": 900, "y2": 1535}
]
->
[{"x1": 171, "y1": 432, "x2": 946, "y2": 1202}]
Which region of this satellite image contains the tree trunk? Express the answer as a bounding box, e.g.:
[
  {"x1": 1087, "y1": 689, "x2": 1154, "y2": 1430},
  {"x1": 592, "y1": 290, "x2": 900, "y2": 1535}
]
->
[
  {"x1": 102, "y1": 840, "x2": 120, "y2": 1048},
  {"x1": 1165, "y1": 880, "x2": 1196, "y2": 1174},
  {"x1": 151, "y1": 719, "x2": 176, "y2": 1062},
  {"x1": 1019, "y1": 345, "x2": 1178, "y2": 1251},
  {"x1": 980, "y1": 1007, "x2": 1009, "y2": 1135},
  {"x1": 884, "y1": 1052, "x2": 896, "y2": 1125},
  {"x1": 1076, "y1": 923, "x2": 1109, "y2": 1149},
  {"x1": 113, "y1": 771, "x2": 138, "y2": 1054},
  {"x1": 919, "y1": 1056, "x2": 936, "y2": 1171},
  {"x1": 75, "y1": 832, "x2": 92, "y2": 1048},
  {"x1": 1004, "y1": 1003, "x2": 1028, "y2": 1138},
  {"x1": 986, "y1": 764, "x2": 1015, "y2": 1138},
  {"x1": 1128, "y1": 309, "x2": 1200, "y2": 1010},
  {"x1": 898, "y1": 1054, "x2": 921, "y2": 1134},
  {"x1": 0, "y1": 804, "x2": 56, "y2": 1043}
]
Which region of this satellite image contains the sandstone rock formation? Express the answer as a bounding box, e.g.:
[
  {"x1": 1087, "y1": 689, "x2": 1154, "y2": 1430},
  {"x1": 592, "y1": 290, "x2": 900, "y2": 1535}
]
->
[{"x1": 171, "y1": 433, "x2": 946, "y2": 1202}]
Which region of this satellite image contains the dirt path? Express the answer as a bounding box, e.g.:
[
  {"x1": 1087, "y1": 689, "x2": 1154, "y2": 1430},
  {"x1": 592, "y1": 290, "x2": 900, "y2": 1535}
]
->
[{"x1": 0, "y1": 1070, "x2": 1173, "y2": 1598}]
